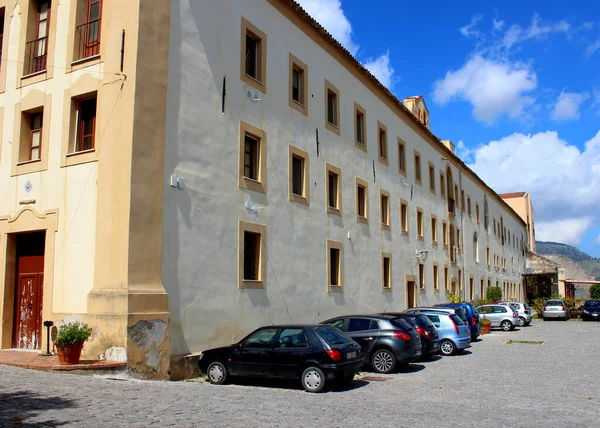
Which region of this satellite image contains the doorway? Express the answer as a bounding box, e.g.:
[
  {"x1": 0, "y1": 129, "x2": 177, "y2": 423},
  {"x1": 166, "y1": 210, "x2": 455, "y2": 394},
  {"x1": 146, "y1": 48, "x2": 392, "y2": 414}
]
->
[
  {"x1": 406, "y1": 280, "x2": 416, "y2": 309},
  {"x1": 12, "y1": 231, "x2": 45, "y2": 349}
]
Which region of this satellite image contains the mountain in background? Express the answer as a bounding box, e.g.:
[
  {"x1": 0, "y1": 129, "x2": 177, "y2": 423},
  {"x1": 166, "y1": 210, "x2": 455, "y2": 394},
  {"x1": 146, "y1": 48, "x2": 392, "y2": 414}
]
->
[{"x1": 535, "y1": 241, "x2": 600, "y2": 281}]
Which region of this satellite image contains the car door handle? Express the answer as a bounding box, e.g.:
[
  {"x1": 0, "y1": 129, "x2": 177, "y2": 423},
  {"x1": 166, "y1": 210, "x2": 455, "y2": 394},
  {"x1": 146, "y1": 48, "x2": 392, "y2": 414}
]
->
[{"x1": 365, "y1": 337, "x2": 373, "y2": 341}]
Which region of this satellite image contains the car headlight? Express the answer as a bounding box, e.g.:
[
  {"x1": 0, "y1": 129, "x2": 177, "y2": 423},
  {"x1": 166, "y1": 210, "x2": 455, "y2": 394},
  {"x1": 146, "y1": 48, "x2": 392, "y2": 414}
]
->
[{"x1": 583, "y1": 310, "x2": 589, "y2": 314}]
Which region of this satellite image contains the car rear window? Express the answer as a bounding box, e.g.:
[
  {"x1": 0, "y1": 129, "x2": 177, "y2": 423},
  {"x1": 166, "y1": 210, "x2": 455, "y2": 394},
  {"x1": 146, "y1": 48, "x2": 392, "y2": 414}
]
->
[
  {"x1": 546, "y1": 300, "x2": 563, "y2": 306},
  {"x1": 395, "y1": 316, "x2": 417, "y2": 328},
  {"x1": 450, "y1": 314, "x2": 465, "y2": 325},
  {"x1": 390, "y1": 319, "x2": 413, "y2": 331},
  {"x1": 584, "y1": 300, "x2": 600, "y2": 307},
  {"x1": 314, "y1": 326, "x2": 355, "y2": 346},
  {"x1": 414, "y1": 315, "x2": 434, "y2": 328}
]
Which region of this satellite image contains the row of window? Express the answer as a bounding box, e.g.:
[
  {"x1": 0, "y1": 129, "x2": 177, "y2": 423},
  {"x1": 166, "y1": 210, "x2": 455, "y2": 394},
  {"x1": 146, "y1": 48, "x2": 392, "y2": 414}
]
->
[
  {"x1": 16, "y1": 94, "x2": 97, "y2": 165},
  {"x1": 240, "y1": 218, "x2": 520, "y2": 295},
  {"x1": 241, "y1": 16, "x2": 524, "y2": 256}
]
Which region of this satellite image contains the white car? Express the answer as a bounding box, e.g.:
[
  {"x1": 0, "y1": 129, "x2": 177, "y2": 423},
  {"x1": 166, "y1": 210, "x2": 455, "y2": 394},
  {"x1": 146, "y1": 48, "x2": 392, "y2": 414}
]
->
[
  {"x1": 477, "y1": 305, "x2": 520, "y2": 331},
  {"x1": 498, "y1": 302, "x2": 533, "y2": 326},
  {"x1": 542, "y1": 299, "x2": 569, "y2": 321}
]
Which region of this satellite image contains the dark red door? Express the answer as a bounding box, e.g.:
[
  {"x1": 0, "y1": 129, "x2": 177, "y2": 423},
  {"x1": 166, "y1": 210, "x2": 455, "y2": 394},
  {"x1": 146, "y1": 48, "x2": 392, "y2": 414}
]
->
[{"x1": 12, "y1": 233, "x2": 45, "y2": 349}]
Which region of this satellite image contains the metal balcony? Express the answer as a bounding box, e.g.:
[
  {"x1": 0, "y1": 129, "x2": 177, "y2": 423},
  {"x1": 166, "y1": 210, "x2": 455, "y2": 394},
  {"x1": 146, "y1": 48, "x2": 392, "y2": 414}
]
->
[
  {"x1": 24, "y1": 36, "x2": 47, "y2": 75},
  {"x1": 74, "y1": 19, "x2": 101, "y2": 61}
]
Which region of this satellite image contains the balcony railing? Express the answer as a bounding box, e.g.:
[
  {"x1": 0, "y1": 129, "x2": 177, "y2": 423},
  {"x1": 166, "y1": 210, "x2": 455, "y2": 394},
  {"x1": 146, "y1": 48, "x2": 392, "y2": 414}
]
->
[
  {"x1": 24, "y1": 36, "x2": 48, "y2": 75},
  {"x1": 74, "y1": 19, "x2": 101, "y2": 62},
  {"x1": 447, "y1": 197, "x2": 456, "y2": 215}
]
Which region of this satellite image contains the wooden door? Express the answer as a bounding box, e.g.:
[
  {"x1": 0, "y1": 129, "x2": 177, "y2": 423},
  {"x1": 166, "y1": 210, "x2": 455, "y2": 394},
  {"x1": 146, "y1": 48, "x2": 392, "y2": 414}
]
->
[
  {"x1": 407, "y1": 281, "x2": 416, "y2": 309},
  {"x1": 12, "y1": 238, "x2": 45, "y2": 349}
]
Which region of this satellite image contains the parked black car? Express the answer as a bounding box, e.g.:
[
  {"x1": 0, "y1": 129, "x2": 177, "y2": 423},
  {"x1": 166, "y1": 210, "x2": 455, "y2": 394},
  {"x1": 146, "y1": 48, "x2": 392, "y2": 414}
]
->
[
  {"x1": 321, "y1": 315, "x2": 422, "y2": 373},
  {"x1": 582, "y1": 300, "x2": 600, "y2": 321},
  {"x1": 383, "y1": 313, "x2": 440, "y2": 356},
  {"x1": 198, "y1": 325, "x2": 363, "y2": 392}
]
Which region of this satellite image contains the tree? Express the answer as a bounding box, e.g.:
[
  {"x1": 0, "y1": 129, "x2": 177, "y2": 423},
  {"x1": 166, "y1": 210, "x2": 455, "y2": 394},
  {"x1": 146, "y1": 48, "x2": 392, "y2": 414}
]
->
[
  {"x1": 487, "y1": 286, "x2": 502, "y2": 302},
  {"x1": 590, "y1": 284, "x2": 600, "y2": 299}
]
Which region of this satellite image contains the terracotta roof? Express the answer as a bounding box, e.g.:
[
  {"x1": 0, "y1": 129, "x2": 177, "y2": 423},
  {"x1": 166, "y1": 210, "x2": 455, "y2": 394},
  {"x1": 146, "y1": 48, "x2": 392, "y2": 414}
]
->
[
  {"x1": 499, "y1": 192, "x2": 527, "y2": 199},
  {"x1": 276, "y1": 0, "x2": 527, "y2": 228}
]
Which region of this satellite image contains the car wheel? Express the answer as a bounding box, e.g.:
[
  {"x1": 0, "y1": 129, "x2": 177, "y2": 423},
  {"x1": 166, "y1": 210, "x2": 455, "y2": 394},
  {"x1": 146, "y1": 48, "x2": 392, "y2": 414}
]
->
[
  {"x1": 525, "y1": 321, "x2": 532, "y2": 326},
  {"x1": 439, "y1": 339, "x2": 456, "y2": 356},
  {"x1": 500, "y1": 320, "x2": 512, "y2": 331},
  {"x1": 206, "y1": 361, "x2": 227, "y2": 385},
  {"x1": 518, "y1": 317, "x2": 526, "y2": 327},
  {"x1": 301, "y1": 366, "x2": 326, "y2": 393},
  {"x1": 371, "y1": 349, "x2": 397, "y2": 373}
]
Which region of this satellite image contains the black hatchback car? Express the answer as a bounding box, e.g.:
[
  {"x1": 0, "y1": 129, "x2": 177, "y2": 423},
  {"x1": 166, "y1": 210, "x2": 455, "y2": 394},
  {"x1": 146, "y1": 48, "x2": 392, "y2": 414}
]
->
[
  {"x1": 383, "y1": 313, "x2": 440, "y2": 356},
  {"x1": 583, "y1": 300, "x2": 600, "y2": 321},
  {"x1": 321, "y1": 315, "x2": 422, "y2": 373},
  {"x1": 198, "y1": 325, "x2": 363, "y2": 392}
]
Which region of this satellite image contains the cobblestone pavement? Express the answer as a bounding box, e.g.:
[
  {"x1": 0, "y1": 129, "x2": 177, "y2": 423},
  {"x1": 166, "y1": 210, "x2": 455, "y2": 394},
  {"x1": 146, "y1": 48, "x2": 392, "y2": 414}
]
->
[{"x1": 1, "y1": 320, "x2": 599, "y2": 428}]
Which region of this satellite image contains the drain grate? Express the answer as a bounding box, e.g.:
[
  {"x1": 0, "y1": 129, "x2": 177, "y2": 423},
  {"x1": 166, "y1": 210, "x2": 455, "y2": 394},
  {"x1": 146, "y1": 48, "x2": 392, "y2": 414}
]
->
[{"x1": 504, "y1": 340, "x2": 545, "y2": 345}]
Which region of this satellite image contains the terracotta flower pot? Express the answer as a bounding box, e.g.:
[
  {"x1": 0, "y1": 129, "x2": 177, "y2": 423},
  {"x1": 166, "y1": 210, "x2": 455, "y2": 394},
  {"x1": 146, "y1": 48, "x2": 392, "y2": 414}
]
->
[
  {"x1": 55, "y1": 341, "x2": 84, "y2": 365},
  {"x1": 481, "y1": 322, "x2": 491, "y2": 335}
]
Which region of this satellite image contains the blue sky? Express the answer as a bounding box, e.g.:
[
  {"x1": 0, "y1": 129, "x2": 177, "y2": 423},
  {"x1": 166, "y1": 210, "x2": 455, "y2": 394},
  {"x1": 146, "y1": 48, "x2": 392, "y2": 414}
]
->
[{"x1": 296, "y1": 0, "x2": 600, "y2": 257}]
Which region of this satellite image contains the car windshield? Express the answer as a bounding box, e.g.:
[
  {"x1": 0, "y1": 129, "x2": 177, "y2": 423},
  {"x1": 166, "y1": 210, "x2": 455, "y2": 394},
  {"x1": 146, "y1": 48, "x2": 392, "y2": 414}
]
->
[
  {"x1": 314, "y1": 326, "x2": 355, "y2": 346},
  {"x1": 547, "y1": 300, "x2": 563, "y2": 306},
  {"x1": 584, "y1": 300, "x2": 600, "y2": 307}
]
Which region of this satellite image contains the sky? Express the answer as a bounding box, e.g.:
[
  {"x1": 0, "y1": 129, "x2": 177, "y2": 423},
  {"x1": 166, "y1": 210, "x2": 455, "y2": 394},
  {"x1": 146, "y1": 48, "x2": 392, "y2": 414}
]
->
[{"x1": 295, "y1": 0, "x2": 600, "y2": 257}]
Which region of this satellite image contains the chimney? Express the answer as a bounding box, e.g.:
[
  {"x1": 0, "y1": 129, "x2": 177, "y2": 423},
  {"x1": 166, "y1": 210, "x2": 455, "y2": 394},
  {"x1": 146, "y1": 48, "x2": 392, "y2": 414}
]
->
[
  {"x1": 441, "y1": 140, "x2": 455, "y2": 154},
  {"x1": 403, "y1": 96, "x2": 429, "y2": 130}
]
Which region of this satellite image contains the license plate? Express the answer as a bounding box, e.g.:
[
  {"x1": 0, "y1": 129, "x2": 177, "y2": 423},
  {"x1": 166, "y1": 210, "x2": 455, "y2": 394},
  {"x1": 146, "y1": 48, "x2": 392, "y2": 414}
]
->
[
  {"x1": 593, "y1": 314, "x2": 598, "y2": 317},
  {"x1": 549, "y1": 308, "x2": 558, "y2": 311},
  {"x1": 347, "y1": 351, "x2": 357, "y2": 359}
]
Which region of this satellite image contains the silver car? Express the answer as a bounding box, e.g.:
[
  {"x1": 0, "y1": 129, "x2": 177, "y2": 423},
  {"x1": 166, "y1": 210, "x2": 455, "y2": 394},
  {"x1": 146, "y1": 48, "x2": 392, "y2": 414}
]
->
[
  {"x1": 408, "y1": 310, "x2": 471, "y2": 356},
  {"x1": 477, "y1": 305, "x2": 520, "y2": 331},
  {"x1": 542, "y1": 299, "x2": 570, "y2": 321},
  {"x1": 498, "y1": 302, "x2": 533, "y2": 326}
]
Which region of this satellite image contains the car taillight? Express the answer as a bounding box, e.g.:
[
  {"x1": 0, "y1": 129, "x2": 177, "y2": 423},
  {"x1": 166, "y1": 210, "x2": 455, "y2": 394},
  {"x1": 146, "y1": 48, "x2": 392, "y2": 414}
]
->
[
  {"x1": 562, "y1": 306, "x2": 566, "y2": 311},
  {"x1": 393, "y1": 331, "x2": 411, "y2": 341},
  {"x1": 415, "y1": 327, "x2": 429, "y2": 337},
  {"x1": 326, "y1": 349, "x2": 342, "y2": 361},
  {"x1": 512, "y1": 312, "x2": 517, "y2": 318},
  {"x1": 471, "y1": 318, "x2": 475, "y2": 326},
  {"x1": 544, "y1": 306, "x2": 547, "y2": 311},
  {"x1": 450, "y1": 318, "x2": 459, "y2": 334}
]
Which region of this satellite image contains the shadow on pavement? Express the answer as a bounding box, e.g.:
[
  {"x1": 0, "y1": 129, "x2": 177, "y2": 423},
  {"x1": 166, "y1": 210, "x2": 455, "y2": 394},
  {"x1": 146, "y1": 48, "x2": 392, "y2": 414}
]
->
[
  {"x1": 0, "y1": 390, "x2": 78, "y2": 427},
  {"x1": 225, "y1": 376, "x2": 369, "y2": 393}
]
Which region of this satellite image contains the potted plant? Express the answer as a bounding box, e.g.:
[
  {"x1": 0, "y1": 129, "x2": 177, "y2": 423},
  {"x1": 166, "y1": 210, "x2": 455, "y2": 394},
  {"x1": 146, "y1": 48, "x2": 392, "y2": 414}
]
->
[
  {"x1": 480, "y1": 315, "x2": 492, "y2": 335},
  {"x1": 54, "y1": 322, "x2": 93, "y2": 365}
]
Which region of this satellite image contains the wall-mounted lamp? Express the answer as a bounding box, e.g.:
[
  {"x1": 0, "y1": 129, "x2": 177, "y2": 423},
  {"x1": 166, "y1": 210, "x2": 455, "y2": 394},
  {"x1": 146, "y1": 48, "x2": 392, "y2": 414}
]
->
[
  {"x1": 170, "y1": 175, "x2": 185, "y2": 190},
  {"x1": 347, "y1": 231, "x2": 352, "y2": 240},
  {"x1": 416, "y1": 249, "x2": 428, "y2": 264}
]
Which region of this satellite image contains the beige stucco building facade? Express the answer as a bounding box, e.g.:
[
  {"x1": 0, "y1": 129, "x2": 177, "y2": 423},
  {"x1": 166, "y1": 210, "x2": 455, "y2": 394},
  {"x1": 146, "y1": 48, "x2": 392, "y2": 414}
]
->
[
  {"x1": 500, "y1": 192, "x2": 535, "y2": 252},
  {"x1": 0, "y1": 0, "x2": 528, "y2": 379}
]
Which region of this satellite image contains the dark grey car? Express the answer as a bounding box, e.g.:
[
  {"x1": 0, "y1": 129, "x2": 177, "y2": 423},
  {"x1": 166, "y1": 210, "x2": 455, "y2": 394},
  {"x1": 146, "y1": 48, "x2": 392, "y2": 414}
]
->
[{"x1": 321, "y1": 315, "x2": 423, "y2": 373}]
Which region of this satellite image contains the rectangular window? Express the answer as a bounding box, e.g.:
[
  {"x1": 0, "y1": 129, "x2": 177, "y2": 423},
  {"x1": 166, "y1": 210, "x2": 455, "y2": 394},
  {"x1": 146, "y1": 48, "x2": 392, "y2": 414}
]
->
[
  {"x1": 74, "y1": 0, "x2": 102, "y2": 61},
  {"x1": 414, "y1": 151, "x2": 422, "y2": 183},
  {"x1": 354, "y1": 102, "x2": 366, "y2": 151},
  {"x1": 429, "y1": 163, "x2": 435, "y2": 194},
  {"x1": 289, "y1": 54, "x2": 307, "y2": 115},
  {"x1": 461, "y1": 190, "x2": 465, "y2": 212},
  {"x1": 442, "y1": 221, "x2": 448, "y2": 246},
  {"x1": 241, "y1": 18, "x2": 266, "y2": 92},
  {"x1": 431, "y1": 215, "x2": 437, "y2": 243},
  {"x1": 325, "y1": 163, "x2": 341, "y2": 215},
  {"x1": 0, "y1": 9, "x2": 5, "y2": 67},
  {"x1": 356, "y1": 177, "x2": 368, "y2": 223},
  {"x1": 24, "y1": 0, "x2": 50, "y2": 75},
  {"x1": 378, "y1": 122, "x2": 388, "y2": 164},
  {"x1": 325, "y1": 80, "x2": 339, "y2": 134},
  {"x1": 73, "y1": 97, "x2": 97, "y2": 153},
  {"x1": 380, "y1": 189, "x2": 390, "y2": 229},
  {"x1": 400, "y1": 199, "x2": 408, "y2": 234},
  {"x1": 486, "y1": 247, "x2": 490, "y2": 266},
  {"x1": 444, "y1": 266, "x2": 449, "y2": 290},
  {"x1": 454, "y1": 185, "x2": 459, "y2": 209},
  {"x1": 433, "y1": 264, "x2": 439, "y2": 290},
  {"x1": 440, "y1": 173, "x2": 446, "y2": 199},
  {"x1": 418, "y1": 264, "x2": 425, "y2": 289},
  {"x1": 457, "y1": 228, "x2": 461, "y2": 251},
  {"x1": 458, "y1": 269, "x2": 463, "y2": 291},
  {"x1": 239, "y1": 121, "x2": 267, "y2": 193},
  {"x1": 20, "y1": 111, "x2": 43, "y2": 163},
  {"x1": 382, "y1": 253, "x2": 392, "y2": 290},
  {"x1": 398, "y1": 139, "x2": 406, "y2": 175},
  {"x1": 327, "y1": 240, "x2": 343, "y2": 290},
  {"x1": 238, "y1": 220, "x2": 267, "y2": 289},
  {"x1": 467, "y1": 197, "x2": 472, "y2": 217},
  {"x1": 416, "y1": 207, "x2": 424, "y2": 239},
  {"x1": 288, "y1": 145, "x2": 309, "y2": 205},
  {"x1": 476, "y1": 203, "x2": 480, "y2": 223}
]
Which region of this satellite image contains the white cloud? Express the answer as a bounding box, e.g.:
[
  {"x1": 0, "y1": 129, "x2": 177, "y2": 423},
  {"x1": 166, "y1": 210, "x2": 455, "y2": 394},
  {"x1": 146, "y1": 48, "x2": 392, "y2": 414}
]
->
[
  {"x1": 586, "y1": 39, "x2": 600, "y2": 57},
  {"x1": 551, "y1": 91, "x2": 589, "y2": 121},
  {"x1": 363, "y1": 51, "x2": 394, "y2": 88},
  {"x1": 594, "y1": 234, "x2": 600, "y2": 245},
  {"x1": 503, "y1": 14, "x2": 570, "y2": 49},
  {"x1": 593, "y1": 90, "x2": 600, "y2": 114},
  {"x1": 460, "y1": 14, "x2": 483, "y2": 38},
  {"x1": 455, "y1": 140, "x2": 474, "y2": 162},
  {"x1": 493, "y1": 18, "x2": 505, "y2": 31},
  {"x1": 295, "y1": 0, "x2": 358, "y2": 56},
  {"x1": 296, "y1": 0, "x2": 396, "y2": 89},
  {"x1": 467, "y1": 130, "x2": 600, "y2": 246},
  {"x1": 432, "y1": 55, "x2": 537, "y2": 123}
]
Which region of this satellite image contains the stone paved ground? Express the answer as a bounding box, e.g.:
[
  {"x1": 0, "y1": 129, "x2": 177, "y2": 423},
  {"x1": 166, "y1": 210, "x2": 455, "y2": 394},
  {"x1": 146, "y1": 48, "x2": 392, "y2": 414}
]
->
[{"x1": 1, "y1": 320, "x2": 599, "y2": 427}]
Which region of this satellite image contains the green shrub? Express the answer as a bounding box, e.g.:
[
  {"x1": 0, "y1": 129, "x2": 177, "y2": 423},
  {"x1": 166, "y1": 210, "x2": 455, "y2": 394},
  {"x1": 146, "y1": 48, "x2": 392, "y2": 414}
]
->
[
  {"x1": 446, "y1": 291, "x2": 463, "y2": 303},
  {"x1": 55, "y1": 322, "x2": 93, "y2": 347},
  {"x1": 472, "y1": 298, "x2": 490, "y2": 307},
  {"x1": 487, "y1": 287, "x2": 502, "y2": 302},
  {"x1": 532, "y1": 297, "x2": 547, "y2": 317},
  {"x1": 591, "y1": 284, "x2": 600, "y2": 299},
  {"x1": 563, "y1": 298, "x2": 586, "y2": 312}
]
